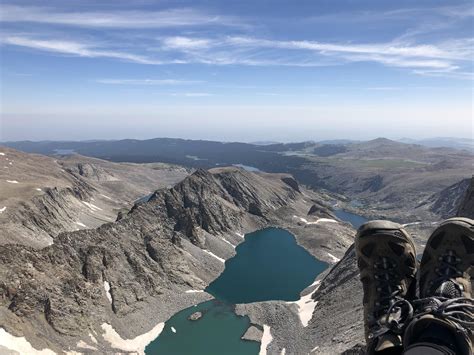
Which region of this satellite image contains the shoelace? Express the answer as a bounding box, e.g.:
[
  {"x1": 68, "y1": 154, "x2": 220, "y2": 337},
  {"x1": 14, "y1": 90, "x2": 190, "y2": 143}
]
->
[
  {"x1": 373, "y1": 257, "x2": 402, "y2": 314},
  {"x1": 428, "y1": 250, "x2": 464, "y2": 294},
  {"x1": 369, "y1": 250, "x2": 473, "y2": 340},
  {"x1": 370, "y1": 297, "x2": 474, "y2": 340},
  {"x1": 411, "y1": 297, "x2": 474, "y2": 330},
  {"x1": 368, "y1": 298, "x2": 414, "y2": 339},
  {"x1": 368, "y1": 257, "x2": 411, "y2": 339}
]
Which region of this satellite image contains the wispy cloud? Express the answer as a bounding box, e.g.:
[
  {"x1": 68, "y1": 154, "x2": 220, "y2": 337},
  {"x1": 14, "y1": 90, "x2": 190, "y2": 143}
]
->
[
  {"x1": 0, "y1": 4, "x2": 245, "y2": 29},
  {"x1": 162, "y1": 36, "x2": 214, "y2": 50},
  {"x1": 96, "y1": 79, "x2": 202, "y2": 85},
  {"x1": 1, "y1": 36, "x2": 165, "y2": 64},
  {"x1": 158, "y1": 35, "x2": 470, "y2": 72},
  {"x1": 170, "y1": 92, "x2": 213, "y2": 97},
  {"x1": 2, "y1": 33, "x2": 471, "y2": 75}
]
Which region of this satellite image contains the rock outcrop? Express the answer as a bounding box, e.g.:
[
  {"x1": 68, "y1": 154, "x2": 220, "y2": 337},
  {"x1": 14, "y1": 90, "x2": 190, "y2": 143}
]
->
[
  {"x1": 0, "y1": 147, "x2": 189, "y2": 247},
  {"x1": 429, "y1": 178, "x2": 471, "y2": 218},
  {"x1": 0, "y1": 167, "x2": 343, "y2": 353},
  {"x1": 457, "y1": 176, "x2": 474, "y2": 218}
]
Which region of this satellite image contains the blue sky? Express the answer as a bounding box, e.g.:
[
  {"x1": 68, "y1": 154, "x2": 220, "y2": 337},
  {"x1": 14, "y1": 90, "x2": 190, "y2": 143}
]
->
[{"x1": 1, "y1": 0, "x2": 472, "y2": 142}]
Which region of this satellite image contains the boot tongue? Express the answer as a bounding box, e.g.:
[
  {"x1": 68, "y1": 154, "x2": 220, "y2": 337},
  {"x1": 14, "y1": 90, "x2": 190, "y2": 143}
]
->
[{"x1": 433, "y1": 280, "x2": 462, "y2": 298}]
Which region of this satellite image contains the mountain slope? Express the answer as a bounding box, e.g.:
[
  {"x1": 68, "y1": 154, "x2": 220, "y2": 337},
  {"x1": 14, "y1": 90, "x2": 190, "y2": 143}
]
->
[
  {"x1": 6, "y1": 138, "x2": 472, "y2": 222},
  {"x1": 457, "y1": 177, "x2": 474, "y2": 218},
  {"x1": 0, "y1": 167, "x2": 354, "y2": 354},
  {"x1": 425, "y1": 178, "x2": 470, "y2": 218},
  {"x1": 0, "y1": 147, "x2": 189, "y2": 247}
]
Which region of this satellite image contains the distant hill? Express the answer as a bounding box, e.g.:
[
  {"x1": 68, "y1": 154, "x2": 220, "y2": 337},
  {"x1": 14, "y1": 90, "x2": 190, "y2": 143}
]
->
[
  {"x1": 4, "y1": 137, "x2": 473, "y2": 221},
  {"x1": 398, "y1": 137, "x2": 474, "y2": 152}
]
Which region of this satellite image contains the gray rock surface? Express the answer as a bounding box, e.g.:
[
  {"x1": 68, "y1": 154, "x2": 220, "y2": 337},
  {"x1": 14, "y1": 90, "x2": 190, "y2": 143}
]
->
[
  {"x1": 241, "y1": 325, "x2": 263, "y2": 341},
  {"x1": 458, "y1": 177, "x2": 474, "y2": 218},
  {"x1": 429, "y1": 178, "x2": 471, "y2": 218},
  {"x1": 0, "y1": 165, "x2": 351, "y2": 353},
  {"x1": 0, "y1": 147, "x2": 190, "y2": 247},
  {"x1": 188, "y1": 311, "x2": 203, "y2": 321}
]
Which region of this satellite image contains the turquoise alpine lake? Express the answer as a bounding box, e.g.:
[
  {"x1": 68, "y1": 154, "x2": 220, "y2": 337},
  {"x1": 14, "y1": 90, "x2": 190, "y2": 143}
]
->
[
  {"x1": 206, "y1": 227, "x2": 328, "y2": 303},
  {"x1": 334, "y1": 209, "x2": 368, "y2": 229},
  {"x1": 145, "y1": 227, "x2": 328, "y2": 354}
]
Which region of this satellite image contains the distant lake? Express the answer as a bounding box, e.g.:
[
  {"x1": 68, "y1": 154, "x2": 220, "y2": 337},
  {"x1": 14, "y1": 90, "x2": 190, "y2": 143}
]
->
[
  {"x1": 135, "y1": 193, "x2": 154, "y2": 204},
  {"x1": 146, "y1": 227, "x2": 328, "y2": 354},
  {"x1": 334, "y1": 209, "x2": 368, "y2": 229},
  {"x1": 232, "y1": 164, "x2": 261, "y2": 172},
  {"x1": 53, "y1": 149, "x2": 76, "y2": 155}
]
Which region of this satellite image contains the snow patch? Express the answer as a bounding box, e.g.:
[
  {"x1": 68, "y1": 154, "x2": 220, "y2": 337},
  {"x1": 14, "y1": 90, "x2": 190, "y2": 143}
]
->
[
  {"x1": 103, "y1": 281, "x2": 112, "y2": 303},
  {"x1": 75, "y1": 221, "x2": 87, "y2": 228},
  {"x1": 308, "y1": 279, "x2": 321, "y2": 288},
  {"x1": 317, "y1": 218, "x2": 338, "y2": 223},
  {"x1": 100, "y1": 194, "x2": 113, "y2": 200},
  {"x1": 101, "y1": 322, "x2": 164, "y2": 355},
  {"x1": 310, "y1": 345, "x2": 319, "y2": 353},
  {"x1": 203, "y1": 249, "x2": 225, "y2": 263},
  {"x1": 259, "y1": 325, "x2": 273, "y2": 355},
  {"x1": 185, "y1": 289, "x2": 204, "y2": 293},
  {"x1": 235, "y1": 232, "x2": 245, "y2": 239},
  {"x1": 36, "y1": 188, "x2": 42, "y2": 191},
  {"x1": 0, "y1": 328, "x2": 56, "y2": 354},
  {"x1": 76, "y1": 340, "x2": 97, "y2": 351},
  {"x1": 287, "y1": 281, "x2": 322, "y2": 327},
  {"x1": 89, "y1": 333, "x2": 98, "y2": 344},
  {"x1": 281, "y1": 348, "x2": 286, "y2": 355},
  {"x1": 83, "y1": 201, "x2": 103, "y2": 211},
  {"x1": 0, "y1": 152, "x2": 4, "y2": 156},
  {"x1": 171, "y1": 326, "x2": 177, "y2": 333},
  {"x1": 0, "y1": 207, "x2": 6, "y2": 213},
  {"x1": 293, "y1": 216, "x2": 338, "y2": 225},
  {"x1": 6, "y1": 180, "x2": 19, "y2": 184},
  {"x1": 402, "y1": 222, "x2": 422, "y2": 227},
  {"x1": 327, "y1": 253, "x2": 340, "y2": 263},
  {"x1": 221, "y1": 237, "x2": 235, "y2": 248}
]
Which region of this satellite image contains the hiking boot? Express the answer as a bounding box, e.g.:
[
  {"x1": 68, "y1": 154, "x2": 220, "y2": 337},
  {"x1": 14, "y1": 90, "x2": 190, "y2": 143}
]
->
[
  {"x1": 404, "y1": 217, "x2": 474, "y2": 355},
  {"x1": 355, "y1": 220, "x2": 417, "y2": 354}
]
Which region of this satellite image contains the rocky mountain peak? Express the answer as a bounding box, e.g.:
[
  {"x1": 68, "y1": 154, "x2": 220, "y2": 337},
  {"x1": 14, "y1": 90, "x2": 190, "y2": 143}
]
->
[{"x1": 457, "y1": 176, "x2": 474, "y2": 218}]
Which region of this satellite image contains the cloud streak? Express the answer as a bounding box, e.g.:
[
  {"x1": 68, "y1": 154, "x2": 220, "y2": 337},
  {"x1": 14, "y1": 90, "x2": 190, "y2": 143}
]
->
[
  {"x1": 96, "y1": 79, "x2": 202, "y2": 85},
  {"x1": 0, "y1": 4, "x2": 245, "y2": 29},
  {"x1": 2, "y1": 33, "x2": 471, "y2": 75},
  {"x1": 0, "y1": 3, "x2": 471, "y2": 78},
  {"x1": 1, "y1": 36, "x2": 166, "y2": 64}
]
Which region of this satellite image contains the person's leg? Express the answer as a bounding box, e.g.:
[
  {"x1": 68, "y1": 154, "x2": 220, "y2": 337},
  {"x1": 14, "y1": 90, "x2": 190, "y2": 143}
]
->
[
  {"x1": 403, "y1": 217, "x2": 474, "y2": 355},
  {"x1": 355, "y1": 220, "x2": 417, "y2": 355}
]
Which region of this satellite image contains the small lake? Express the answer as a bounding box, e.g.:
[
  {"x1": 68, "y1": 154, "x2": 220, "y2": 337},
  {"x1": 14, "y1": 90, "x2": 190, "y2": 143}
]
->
[
  {"x1": 206, "y1": 228, "x2": 327, "y2": 303},
  {"x1": 135, "y1": 192, "x2": 154, "y2": 204},
  {"x1": 232, "y1": 164, "x2": 261, "y2": 172},
  {"x1": 145, "y1": 227, "x2": 327, "y2": 354},
  {"x1": 334, "y1": 209, "x2": 368, "y2": 229}
]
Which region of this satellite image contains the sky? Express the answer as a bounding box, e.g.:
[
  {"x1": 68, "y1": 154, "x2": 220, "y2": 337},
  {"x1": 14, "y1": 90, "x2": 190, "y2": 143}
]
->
[{"x1": 0, "y1": 0, "x2": 473, "y2": 142}]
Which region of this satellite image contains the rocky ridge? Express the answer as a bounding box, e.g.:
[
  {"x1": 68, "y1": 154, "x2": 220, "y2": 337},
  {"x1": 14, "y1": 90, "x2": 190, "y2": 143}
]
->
[
  {"x1": 457, "y1": 176, "x2": 474, "y2": 218},
  {"x1": 0, "y1": 166, "x2": 355, "y2": 354},
  {"x1": 0, "y1": 147, "x2": 189, "y2": 247}
]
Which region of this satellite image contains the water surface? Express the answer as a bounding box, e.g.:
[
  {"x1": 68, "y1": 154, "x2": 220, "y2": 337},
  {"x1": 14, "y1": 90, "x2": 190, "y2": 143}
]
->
[
  {"x1": 206, "y1": 227, "x2": 328, "y2": 303},
  {"x1": 334, "y1": 209, "x2": 368, "y2": 229},
  {"x1": 146, "y1": 227, "x2": 328, "y2": 354},
  {"x1": 145, "y1": 300, "x2": 259, "y2": 355}
]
